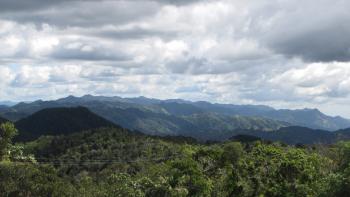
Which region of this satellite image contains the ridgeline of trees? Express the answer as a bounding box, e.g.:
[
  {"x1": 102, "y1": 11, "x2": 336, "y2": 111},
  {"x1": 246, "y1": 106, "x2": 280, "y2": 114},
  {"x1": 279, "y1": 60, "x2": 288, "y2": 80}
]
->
[
  {"x1": 1, "y1": 122, "x2": 350, "y2": 196},
  {"x1": 15, "y1": 107, "x2": 118, "y2": 141}
]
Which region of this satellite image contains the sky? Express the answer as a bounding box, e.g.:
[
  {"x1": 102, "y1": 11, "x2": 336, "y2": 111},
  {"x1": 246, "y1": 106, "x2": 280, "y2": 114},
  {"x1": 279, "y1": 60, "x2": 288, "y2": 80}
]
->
[{"x1": 1, "y1": 0, "x2": 350, "y2": 117}]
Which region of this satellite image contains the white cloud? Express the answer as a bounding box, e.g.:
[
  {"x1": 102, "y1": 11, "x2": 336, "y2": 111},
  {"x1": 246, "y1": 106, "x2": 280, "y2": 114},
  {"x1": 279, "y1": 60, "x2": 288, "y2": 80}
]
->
[
  {"x1": 269, "y1": 62, "x2": 350, "y2": 100},
  {"x1": 1, "y1": 0, "x2": 350, "y2": 117}
]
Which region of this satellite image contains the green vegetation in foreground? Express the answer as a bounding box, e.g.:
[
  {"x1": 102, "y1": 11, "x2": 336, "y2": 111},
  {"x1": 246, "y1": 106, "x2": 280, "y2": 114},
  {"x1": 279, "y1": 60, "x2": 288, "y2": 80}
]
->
[{"x1": 1, "y1": 122, "x2": 350, "y2": 196}]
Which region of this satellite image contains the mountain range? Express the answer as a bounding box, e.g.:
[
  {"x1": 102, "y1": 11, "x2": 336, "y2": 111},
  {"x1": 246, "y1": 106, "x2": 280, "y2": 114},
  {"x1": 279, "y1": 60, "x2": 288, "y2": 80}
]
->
[
  {"x1": 1, "y1": 104, "x2": 350, "y2": 144},
  {"x1": 1, "y1": 95, "x2": 350, "y2": 142},
  {"x1": 0, "y1": 101, "x2": 17, "y2": 107},
  {"x1": 5, "y1": 106, "x2": 350, "y2": 145}
]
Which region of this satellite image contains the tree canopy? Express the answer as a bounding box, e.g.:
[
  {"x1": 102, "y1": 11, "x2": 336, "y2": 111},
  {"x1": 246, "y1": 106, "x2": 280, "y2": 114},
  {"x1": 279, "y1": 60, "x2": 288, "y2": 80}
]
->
[{"x1": 1, "y1": 124, "x2": 350, "y2": 196}]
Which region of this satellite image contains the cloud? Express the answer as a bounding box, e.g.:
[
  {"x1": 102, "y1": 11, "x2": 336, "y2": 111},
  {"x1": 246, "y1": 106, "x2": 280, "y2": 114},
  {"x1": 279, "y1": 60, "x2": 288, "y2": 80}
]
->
[
  {"x1": 259, "y1": 0, "x2": 350, "y2": 62},
  {"x1": 50, "y1": 40, "x2": 131, "y2": 61},
  {"x1": 2, "y1": 0, "x2": 350, "y2": 62},
  {"x1": 0, "y1": 0, "x2": 68, "y2": 12},
  {"x1": 242, "y1": 62, "x2": 350, "y2": 103},
  {"x1": 0, "y1": 1, "x2": 159, "y2": 28},
  {"x1": 1, "y1": 0, "x2": 350, "y2": 117}
]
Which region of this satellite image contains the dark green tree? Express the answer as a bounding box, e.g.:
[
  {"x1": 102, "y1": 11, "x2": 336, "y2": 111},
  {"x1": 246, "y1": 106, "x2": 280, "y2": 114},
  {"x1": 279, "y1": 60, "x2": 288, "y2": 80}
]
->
[{"x1": 0, "y1": 122, "x2": 18, "y2": 161}]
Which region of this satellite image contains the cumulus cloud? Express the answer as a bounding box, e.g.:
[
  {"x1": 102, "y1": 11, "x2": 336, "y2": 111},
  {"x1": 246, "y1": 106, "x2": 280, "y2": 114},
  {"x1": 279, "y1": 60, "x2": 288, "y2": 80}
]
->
[
  {"x1": 270, "y1": 62, "x2": 350, "y2": 99},
  {"x1": 1, "y1": 0, "x2": 350, "y2": 117}
]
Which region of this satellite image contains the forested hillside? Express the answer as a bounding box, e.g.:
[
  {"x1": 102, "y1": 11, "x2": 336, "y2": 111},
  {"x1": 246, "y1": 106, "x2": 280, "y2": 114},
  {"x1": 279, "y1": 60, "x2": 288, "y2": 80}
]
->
[
  {"x1": 232, "y1": 126, "x2": 339, "y2": 144},
  {"x1": 1, "y1": 95, "x2": 349, "y2": 134},
  {"x1": 0, "y1": 116, "x2": 8, "y2": 124},
  {"x1": 15, "y1": 107, "x2": 117, "y2": 141},
  {"x1": 9, "y1": 105, "x2": 350, "y2": 144},
  {"x1": 1, "y1": 122, "x2": 350, "y2": 196},
  {"x1": 8, "y1": 106, "x2": 350, "y2": 144},
  {"x1": 0, "y1": 95, "x2": 291, "y2": 141},
  {"x1": 6, "y1": 104, "x2": 290, "y2": 141}
]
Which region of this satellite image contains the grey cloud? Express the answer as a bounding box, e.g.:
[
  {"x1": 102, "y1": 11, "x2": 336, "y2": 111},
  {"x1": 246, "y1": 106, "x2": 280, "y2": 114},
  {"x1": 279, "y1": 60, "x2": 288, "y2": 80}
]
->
[
  {"x1": 0, "y1": 0, "x2": 202, "y2": 13},
  {"x1": 0, "y1": 0, "x2": 208, "y2": 29},
  {"x1": 241, "y1": 88, "x2": 292, "y2": 102},
  {"x1": 166, "y1": 57, "x2": 206, "y2": 74},
  {"x1": 50, "y1": 44, "x2": 131, "y2": 61},
  {"x1": 79, "y1": 67, "x2": 124, "y2": 81},
  {"x1": 0, "y1": 1, "x2": 159, "y2": 28},
  {"x1": 93, "y1": 27, "x2": 178, "y2": 40},
  {"x1": 0, "y1": 0, "x2": 68, "y2": 12},
  {"x1": 267, "y1": 24, "x2": 350, "y2": 62},
  {"x1": 166, "y1": 54, "x2": 287, "y2": 75},
  {"x1": 261, "y1": 0, "x2": 350, "y2": 62},
  {"x1": 175, "y1": 86, "x2": 201, "y2": 93},
  {"x1": 151, "y1": 0, "x2": 207, "y2": 5}
]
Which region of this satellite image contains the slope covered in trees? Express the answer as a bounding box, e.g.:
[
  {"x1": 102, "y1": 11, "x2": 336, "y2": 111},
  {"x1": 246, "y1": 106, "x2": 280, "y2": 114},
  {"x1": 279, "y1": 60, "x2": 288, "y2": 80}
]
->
[
  {"x1": 0, "y1": 116, "x2": 8, "y2": 124},
  {"x1": 231, "y1": 126, "x2": 350, "y2": 145},
  {"x1": 9, "y1": 104, "x2": 289, "y2": 141},
  {"x1": 1, "y1": 122, "x2": 350, "y2": 196},
  {"x1": 12, "y1": 104, "x2": 350, "y2": 144},
  {"x1": 15, "y1": 107, "x2": 117, "y2": 141},
  {"x1": 1, "y1": 95, "x2": 349, "y2": 134},
  {"x1": 182, "y1": 113, "x2": 289, "y2": 141},
  {"x1": 10, "y1": 104, "x2": 350, "y2": 144}
]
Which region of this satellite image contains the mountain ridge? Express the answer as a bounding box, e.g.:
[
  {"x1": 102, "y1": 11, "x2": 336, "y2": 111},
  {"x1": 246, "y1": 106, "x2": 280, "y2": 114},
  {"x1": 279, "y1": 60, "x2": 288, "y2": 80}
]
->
[
  {"x1": 5, "y1": 103, "x2": 350, "y2": 144},
  {"x1": 15, "y1": 106, "x2": 118, "y2": 141},
  {"x1": 1, "y1": 95, "x2": 349, "y2": 137}
]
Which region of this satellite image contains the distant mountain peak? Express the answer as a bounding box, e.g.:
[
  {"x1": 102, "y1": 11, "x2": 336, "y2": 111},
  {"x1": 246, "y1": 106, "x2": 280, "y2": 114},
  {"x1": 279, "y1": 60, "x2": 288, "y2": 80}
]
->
[
  {"x1": 82, "y1": 94, "x2": 94, "y2": 97},
  {"x1": 301, "y1": 108, "x2": 321, "y2": 112},
  {"x1": 66, "y1": 95, "x2": 77, "y2": 99},
  {"x1": 2, "y1": 95, "x2": 350, "y2": 137}
]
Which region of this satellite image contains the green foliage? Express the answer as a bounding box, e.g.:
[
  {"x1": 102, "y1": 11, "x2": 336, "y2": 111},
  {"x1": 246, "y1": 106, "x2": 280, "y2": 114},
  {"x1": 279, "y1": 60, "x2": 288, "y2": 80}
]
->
[
  {"x1": 0, "y1": 163, "x2": 77, "y2": 197},
  {"x1": 336, "y1": 141, "x2": 350, "y2": 169},
  {"x1": 167, "y1": 158, "x2": 213, "y2": 196},
  {"x1": 221, "y1": 142, "x2": 244, "y2": 166},
  {"x1": 226, "y1": 142, "x2": 333, "y2": 197},
  {"x1": 0, "y1": 122, "x2": 18, "y2": 161},
  {"x1": 1, "y1": 126, "x2": 350, "y2": 196}
]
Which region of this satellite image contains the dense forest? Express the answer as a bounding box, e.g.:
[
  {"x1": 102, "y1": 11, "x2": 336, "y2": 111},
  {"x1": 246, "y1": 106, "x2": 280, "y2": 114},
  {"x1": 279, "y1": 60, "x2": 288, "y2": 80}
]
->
[
  {"x1": 5, "y1": 104, "x2": 350, "y2": 145},
  {"x1": 1, "y1": 121, "x2": 350, "y2": 196}
]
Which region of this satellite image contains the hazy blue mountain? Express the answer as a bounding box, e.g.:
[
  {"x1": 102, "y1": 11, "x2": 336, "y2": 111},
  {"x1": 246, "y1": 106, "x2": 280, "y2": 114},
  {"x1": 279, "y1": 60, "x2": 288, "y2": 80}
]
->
[
  {"x1": 0, "y1": 105, "x2": 9, "y2": 111},
  {"x1": 125, "y1": 96, "x2": 164, "y2": 105},
  {"x1": 82, "y1": 105, "x2": 287, "y2": 140},
  {"x1": 189, "y1": 102, "x2": 350, "y2": 130},
  {"x1": 191, "y1": 101, "x2": 275, "y2": 116},
  {"x1": 125, "y1": 96, "x2": 191, "y2": 105},
  {"x1": 1, "y1": 97, "x2": 289, "y2": 141},
  {"x1": 158, "y1": 102, "x2": 204, "y2": 116},
  {"x1": 5, "y1": 94, "x2": 350, "y2": 144},
  {"x1": 0, "y1": 101, "x2": 18, "y2": 106},
  {"x1": 182, "y1": 113, "x2": 289, "y2": 141},
  {"x1": 1, "y1": 95, "x2": 350, "y2": 139},
  {"x1": 15, "y1": 107, "x2": 117, "y2": 141},
  {"x1": 151, "y1": 100, "x2": 350, "y2": 131},
  {"x1": 261, "y1": 109, "x2": 350, "y2": 131}
]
